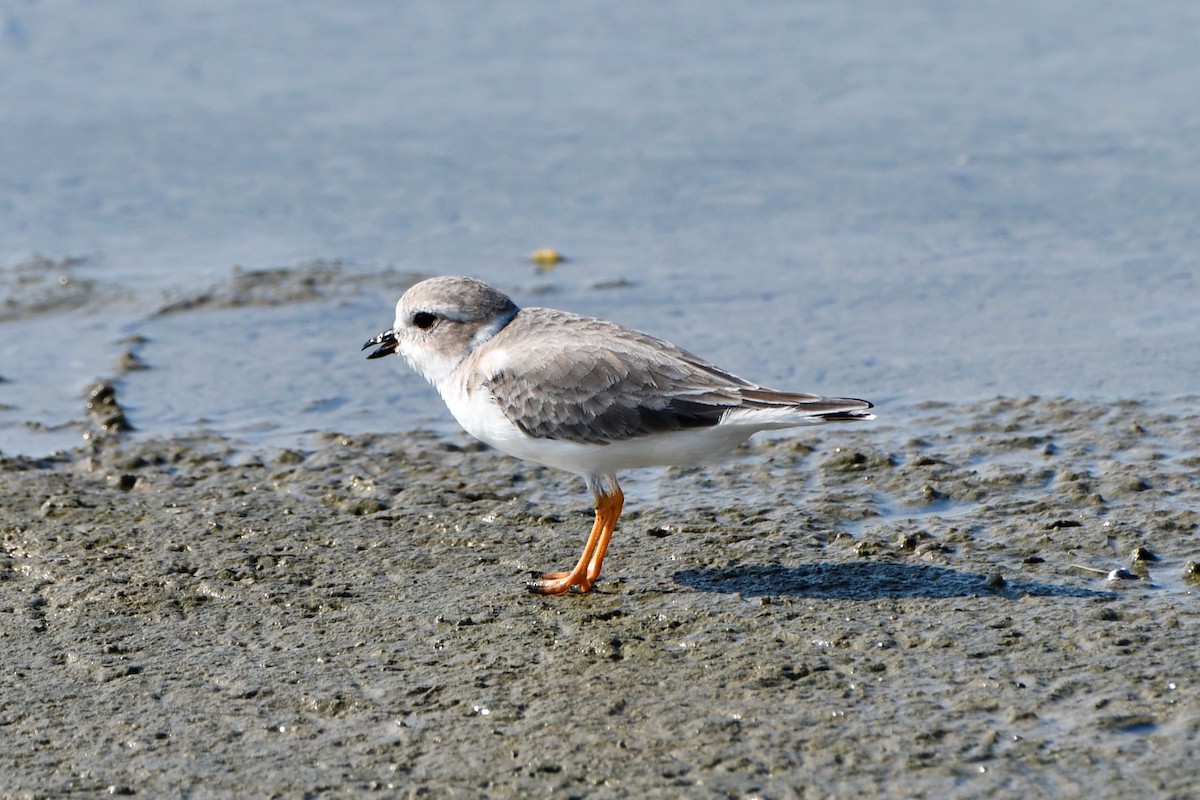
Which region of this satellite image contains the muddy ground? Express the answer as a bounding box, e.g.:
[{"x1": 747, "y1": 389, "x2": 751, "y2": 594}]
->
[{"x1": 1, "y1": 396, "x2": 1197, "y2": 798}]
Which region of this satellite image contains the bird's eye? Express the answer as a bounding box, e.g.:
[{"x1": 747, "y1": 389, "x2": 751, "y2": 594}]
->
[{"x1": 412, "y1": 311, "x2": 438, "y2": 330}]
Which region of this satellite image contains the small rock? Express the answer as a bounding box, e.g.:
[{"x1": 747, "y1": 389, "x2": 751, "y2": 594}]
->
[
  {"x1": 1106, "y1": 568, "x2": 1139, "y2": 583},
  {"x1": 106, "y1": 473, "x2": 137, "y2": 492},
  {"x1": 85, "y1": 382, "x2": 134, "y2": 434},
  {"x1": 1130, "y1": 545, "x2": 1160, "y2": 563},
  {"x1": 275, "y1": 449, "x2": 305, "y2": 465},
  {"x1": 920, "y1": 484, "x2": 946, "y2": 502},
  {"x1": 854, "y1": 538, "x2": 890, "y2": 557},
  {"x1": 915, "y1": 541, "x2": 951, "y2": 556},
  {"x1": 40, "y1": 494, "x2": 84, "y2": 517},
  {"x1": 115, "y1": 350, "x2": 150, "y2": 373}
]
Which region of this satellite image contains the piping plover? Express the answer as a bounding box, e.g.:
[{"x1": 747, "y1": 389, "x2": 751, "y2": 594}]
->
[{"x1": 364, "y1": 276, "x2": 874, "y2": 594}]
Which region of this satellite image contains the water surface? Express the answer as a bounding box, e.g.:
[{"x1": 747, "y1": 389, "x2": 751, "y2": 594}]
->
[{"x1": 2, "y1": 1, "x2": 1198, "y2": 455}]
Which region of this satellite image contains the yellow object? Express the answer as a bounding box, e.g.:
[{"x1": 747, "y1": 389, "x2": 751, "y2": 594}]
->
[{"x1": 530, "y1": 248, "x2": 565, "y2": 268}]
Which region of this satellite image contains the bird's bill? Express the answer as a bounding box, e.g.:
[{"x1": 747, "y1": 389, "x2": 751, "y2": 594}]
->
[{"x1": 362, "y1": 329, "x2": 399, "y2": 359}]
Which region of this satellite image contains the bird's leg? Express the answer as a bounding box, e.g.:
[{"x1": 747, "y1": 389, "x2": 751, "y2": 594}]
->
[
  {"x1": 527, "y1": 505, "x2": 605, "y2": 594},
  {"x1": 528, "y1": 475, "x2": 622, "y2": 595},
  {"x1": 585, "y1": 477, "x2": 623, "y2": 583}
]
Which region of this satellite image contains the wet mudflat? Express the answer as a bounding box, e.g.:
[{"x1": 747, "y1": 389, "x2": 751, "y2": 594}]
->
[
  {"x1": 6, "y1": 3, "x2": 1200, "y2": 795},
  {"x1": 1, "y1": 396, "x2": 1196, "y2": 798}
]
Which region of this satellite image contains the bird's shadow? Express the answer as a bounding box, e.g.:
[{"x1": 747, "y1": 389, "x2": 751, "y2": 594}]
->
[{"x1": 673, "y1": 562, "x2": 1113, "y2": 601}]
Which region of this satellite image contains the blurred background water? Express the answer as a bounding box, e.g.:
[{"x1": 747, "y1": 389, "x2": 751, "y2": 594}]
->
[{"x1": 2, "y1": 1, "x2": 1198, "y2": 456}]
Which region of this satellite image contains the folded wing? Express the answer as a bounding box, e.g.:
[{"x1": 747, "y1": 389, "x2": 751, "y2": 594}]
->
[{"x1": 482, "y1": 309, "x2": 872, "y2": 445}]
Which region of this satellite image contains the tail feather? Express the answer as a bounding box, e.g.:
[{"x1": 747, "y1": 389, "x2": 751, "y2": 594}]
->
[
  {"x1": 741, "y1": 388, "x2": 874, "y2": 419},
  {"x1": 816, "y1": 407, "x2": 876, "y2": 423},
  {"x1": 718, "y1": 393, "x2": 875, "y2": 429}
]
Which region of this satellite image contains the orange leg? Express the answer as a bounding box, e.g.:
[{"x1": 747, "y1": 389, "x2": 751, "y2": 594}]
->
[
  {"x1": 528, "y1": 476, "x2": 624, "y2": 595},
  {"x1": 585, "y1": 486, "x2": 623, "y2": 583}
]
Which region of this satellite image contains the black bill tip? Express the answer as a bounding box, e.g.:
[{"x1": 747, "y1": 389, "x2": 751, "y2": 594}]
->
[{"x1": 363, "y1": 329, "x2": 399, "y2": 360}]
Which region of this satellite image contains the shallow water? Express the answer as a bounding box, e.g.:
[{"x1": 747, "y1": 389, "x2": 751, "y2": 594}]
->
[{"x1": 3, "y1": 1, "x2": 1200, "y2": 455}]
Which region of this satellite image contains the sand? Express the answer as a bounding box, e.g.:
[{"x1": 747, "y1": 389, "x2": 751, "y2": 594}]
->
[{"x1": 2, "y1": 395, "x2": 1196, "y2": 797}]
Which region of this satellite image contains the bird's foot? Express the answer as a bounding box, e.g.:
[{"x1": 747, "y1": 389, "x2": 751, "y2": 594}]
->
[{"x1": 527, "y1": 570, "x2": 593, "y2": 595}]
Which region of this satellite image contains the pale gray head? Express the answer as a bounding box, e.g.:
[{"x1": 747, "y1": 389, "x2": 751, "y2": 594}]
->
[{"x1": 362, "y1": 276, "x2": 520, "y2": 385}]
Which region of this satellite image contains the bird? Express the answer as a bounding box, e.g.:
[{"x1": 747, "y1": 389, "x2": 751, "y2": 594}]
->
[{"x1": 363, "y1": 276, "x2": 874, "y2": 594}]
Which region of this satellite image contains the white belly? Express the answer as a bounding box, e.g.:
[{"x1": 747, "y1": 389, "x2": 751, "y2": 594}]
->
[{"x1": 439, "y1": 381, "x2": 757, "y2": 476}]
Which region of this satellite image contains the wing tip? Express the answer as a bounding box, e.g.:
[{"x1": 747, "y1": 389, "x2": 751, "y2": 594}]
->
[{"x1": 819, "y1": 397, "x2": 875, "y2": 422}]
